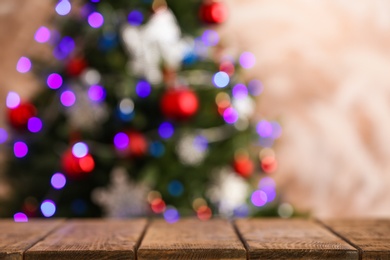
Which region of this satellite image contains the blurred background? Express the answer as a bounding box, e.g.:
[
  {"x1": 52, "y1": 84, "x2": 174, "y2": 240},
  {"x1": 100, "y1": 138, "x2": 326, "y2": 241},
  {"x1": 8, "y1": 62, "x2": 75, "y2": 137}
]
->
[{"x1": 1, "y1": 0, "x2": 390, "y2": 219}]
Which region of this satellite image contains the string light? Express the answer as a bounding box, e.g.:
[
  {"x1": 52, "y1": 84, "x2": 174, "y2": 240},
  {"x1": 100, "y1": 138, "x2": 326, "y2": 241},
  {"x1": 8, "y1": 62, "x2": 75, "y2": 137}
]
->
[
  {"x1": 60, "y1": 90, "x2": 76, "y2": 107},
  {"x1": 163, "y1": 206, "x2": 179, "y2": 223},
  {"x1": 34, "y1": 26, "x2": 51, "y2": 43},
  {"x1": 158, "y1": 122, "x2": 174, "y2": 139},
  {"x1": 55, "y1": 0, "x2": 71, "y2": 16},
  {"x1": 51, "y1": 173, "x2": 66, "y2": 189},
  {"x1": 114, "y1": 132, "x2": 129, "y2": 150},
  {"x1": 14, "y1": 142, "x2": 28, "y2": 158},
  {"x1": 40, "y1": 200, "x2": 56, "y2": 217},
  {"x1": 248, "y1": 79, "x2": 263, "y2": 96},
  {"x1": 257, "y1": 120, "x2": 273, "y2": 138},
  {"x1": 47, "y1": 73, "x2": 63, "y2": 89},
  {"x1": 88, "y1": 85, "x2": 106, "y2": 102},
  {"x1": 149, "y1": 141, "x2": 165, "y2": 157},
  {"x1": 251, "y1": 190, "x2": 267, "y2": 207},
  {"x1": 6, "y1": 92, "x2": 20, "y2": 109},
  {"x1": 13, "y1": 212, "x2": 28, "y2": 222},
  {"x1": 16, "y1": 57, "x2": 31, "y2": 73},
  {"x1": 0, "y1": 128, "x2": 7, "y2": 144},
  {"x1": 223, "y1": 107, "x2": 238, "y2": 124},
  {"x1": 201, "y1": 30, "x2": 219, "y2": 47},
  {"x1": 239, "y1": 52, "x2": 256, "y2": 69},
  {"x1": 136, "y1": 80, "x2": 152, "y2": 98},
  {"x1": 168, "y1": 180, "x2": 183, "y2": 197},
  {"x1": 213, "y1": 71, "x2": 229, "y2": 88},
  {"x1": 72, "y1": 142, "x2": 89, "y2": 158},
  {"x1": 88, "y1": 12, "x2": 104, "y2": 28},
  {"x1": 27, "y1": 117, "x2": 43, "y2": 133},
  {"x1": 128, "y1": 10, "x2": 143, "y2": 26},
  {"x1": 232, "y1": 84, "x2": 248, "y2": 99}
]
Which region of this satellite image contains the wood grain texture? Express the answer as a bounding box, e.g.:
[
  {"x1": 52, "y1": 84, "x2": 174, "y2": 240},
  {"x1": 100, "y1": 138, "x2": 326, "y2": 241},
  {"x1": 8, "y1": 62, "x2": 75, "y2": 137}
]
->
[
  {"x1": 235, "y1": 218, "x2": 358, "y2": 259},
  {"x1": 25, "y1": 219, "x2": 147, "y2": 260},
  {"x1": 138, "y1": 218, "x2": 246, "y2": 260},
  {"x1": 0, "y1": 219, "x2": 63, "y2": 260},
  {"x1": 321, "y1": 219, "x2": 390, "y2": 260}
]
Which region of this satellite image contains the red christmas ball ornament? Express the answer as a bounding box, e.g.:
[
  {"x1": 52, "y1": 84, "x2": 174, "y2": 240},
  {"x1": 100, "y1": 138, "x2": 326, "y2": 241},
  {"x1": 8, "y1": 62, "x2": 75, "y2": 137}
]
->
[
  {"x1": 160, "y1": 88, "x2": 199, "y2": 121},
  {"x1": 61, "y1": 148, "x2": 95, "y2": 179},
  {"x1": 66, "y1": 57, "x2": 87, "y2": 76},
  {"x1": 233, "y1": 154, "x2": 254, "y2": 178},
  {"x1": 127, "y1": 131, "x2": 148, "y2": 157},
  {"x1": 199, "y1": 1, "x2": 228, "y2": 24},
  {"x1": 7, "y1": 102, "x2": 37, "y2": 129}
]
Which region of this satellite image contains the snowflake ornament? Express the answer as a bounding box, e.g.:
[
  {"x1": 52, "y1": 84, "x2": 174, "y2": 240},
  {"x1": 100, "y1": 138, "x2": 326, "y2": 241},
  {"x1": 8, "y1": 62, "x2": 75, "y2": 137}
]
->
[
  {"x1": 92, "y1": 167, "x2": 150, "y2": 218},
  {"x1": 207, "y1": 168, "x2": 250, "y2": 217},
  {"x1": 121, "y1": 8, "x2": 190, "y2": 84}
]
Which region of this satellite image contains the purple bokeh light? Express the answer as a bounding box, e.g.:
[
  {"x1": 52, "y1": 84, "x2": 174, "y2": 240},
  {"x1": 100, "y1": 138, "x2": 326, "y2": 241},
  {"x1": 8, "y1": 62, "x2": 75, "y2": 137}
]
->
[
  {"x1": 232, "y1": 84, "x2": 248, "y2": 99},
  {"x1": 60, "y1": 91, "x2": 76, "y2": 107},
  {"x1": 256, "y1": 120, "x2": 273, "y2": 138},
  {"x1": 72, "y1": 142, "x2": 88, "y2": 158},
  {"x1": 53, "y1": 36, "x2": 75, "y2": 59},
  {"x1": 51, "y1": 173, "x2": 66, "y2": 189},
  {"x1": 114, "y1": 132, "x2": 129, "y2": 150},
  {"x1": 251, "y1": 190, "x2": 267, "y2": 207},
  {"x1": 88, "y1": 12, "x2": 104, "y2": 28},
  {"x1": 16, "y1": 57, "x2": 31, "y2": 73},
  {"x1": 27, "y1": 117, "x2": 43, "y2": 133},
  {"x1": 248, "y1": 79, "x2": 263, "y2": 96},
  {"x1": 14, "y1": 141, "x2": 28, "y2": 158},
  {"x1": 259, "y1": 177, "x2": 276, "y2": 189},
  {"x1": 55, "y1": 0, "x2": 71, "y2": 16},
  {"x1": 239, "y1": 52, "x2": 256, "y2": 69},
  {"x1": 41, "y1": 200, "x2": 56, "y2": 217},
  {"x1": 6, "y1": 92, "x2": 20, "y2": 109},
  {"x1": 261, "y1": 186, "x2": 276, "y2": 202},
  {"x1": 34, "y1": 26, "x2": 51, "y2": 43},
  {"x1": 0, "y1": 128, "x2": 8, "y2": 144},
  {"x1": 158, "y1": 122, "x2": 174, "y2": 139},
  {"x1": 223, "y1": 107, "x2": 239, "y2": 124},
  {"x1": 14, "y1": 212, "x2": 28, "y2": 222},
  {"x1": 201, "y1": 29, "x2": 219, "y2": 47},
  {"x1": 136, "y1": 80, "x2": 151, "y2": 98},
  {"x1": 271, "y1": 121, "x2": 282, "y2": 139},
  {"x1": 193, "y1": 135, "x2": 208, "y2": 152},
  {"x1": 212, "y1": 71, "x2": 230, "y2": 88},
  {"x1": 163, "y1": 207, "x2": 180, "y2": 223},
  {"x1": 128, "y1": 10, "x2": 143, "y2": 26},
  {"x1": 47, "y1": 73, "x2": 63, "y2": 89},
  {"x1": 88, "y1": 85, "x2": 106, "y2": 102}
]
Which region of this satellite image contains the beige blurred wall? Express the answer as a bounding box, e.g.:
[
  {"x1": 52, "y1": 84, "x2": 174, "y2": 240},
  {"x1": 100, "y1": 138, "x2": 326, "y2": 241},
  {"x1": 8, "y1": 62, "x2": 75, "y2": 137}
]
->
[{"x1": 2, "y1": 0, "x2": 390, "y2": 217}]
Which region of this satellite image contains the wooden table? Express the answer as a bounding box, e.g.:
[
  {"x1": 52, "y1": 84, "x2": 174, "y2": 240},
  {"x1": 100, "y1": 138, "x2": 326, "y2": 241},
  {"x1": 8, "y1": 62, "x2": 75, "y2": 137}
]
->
[{"x1": 0, "y1": 218, "x2": 388, "y2": 259}]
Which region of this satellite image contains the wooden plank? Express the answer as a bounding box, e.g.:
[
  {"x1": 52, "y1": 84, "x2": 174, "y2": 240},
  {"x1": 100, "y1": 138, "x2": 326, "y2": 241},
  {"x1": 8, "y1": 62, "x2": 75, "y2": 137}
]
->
[
  {"x1": 25, "y1": 219, "x2": 148, "y2": 260},
  {"x1": 138, "y1": 218, "x2": 246, "y2": 259},
  {"x1": 321, "y1": 219, "x2": 390, "y2": 259},
  {"x1": 0, "y1": 219, "x2": 63, "y2": 260},
  {"x1": 235, "y1": 218, "x2": 358, "y2": 259}
]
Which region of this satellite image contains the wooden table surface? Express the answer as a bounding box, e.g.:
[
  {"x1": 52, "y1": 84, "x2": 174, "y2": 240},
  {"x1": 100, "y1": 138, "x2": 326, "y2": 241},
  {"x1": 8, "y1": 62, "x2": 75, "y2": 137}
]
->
[{"x1": 0, "y1": 218, "x2": 389, "y2": 259}]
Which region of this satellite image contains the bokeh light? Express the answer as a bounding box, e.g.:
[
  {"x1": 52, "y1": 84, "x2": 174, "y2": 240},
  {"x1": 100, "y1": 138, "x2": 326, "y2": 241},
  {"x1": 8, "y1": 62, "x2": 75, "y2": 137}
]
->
[
  {"x1": 60, "y1": 90, "x2": 76, "y2": 107},
  {"x1": 158, "y1": 122, "x2": 174, "y2": 139},
  {"x1": 193, "y1": 135, "x2": 208, "y2": 152},
  {"x1": 128, "y1": 10, "x2": 143, "y2": 26},
  {"x1": 261, "y1": 155, "x2": 278, "y2": 173},
  {"x1": 55, "y1": 0, "x2": 71, "y2": 16},
  {"x1": 136, "y1": 80, "x2": 152, "y2": 98},
  {"x1": 271, "y1": 121, "x2": 282, "y2": 139},
  {"x1": 27, "y1": 117, "x2": 43, "y2": 133},
  {"x1": 88, "y1": 12, "x2": 104, "y2": 28},
  {"x1": 251, "y1": 190, "x2": 267, "y2": 207},
  {"x1": 13, "y1": 212, "x2": 28, "y2": 222},
  {"x1": 119, "y1": 98, "x2": 134, "y2": 114},
  {"x1": 163, "y1": 207, "x2": 180, "y2": 223},
  {"x1": 88, "y1": 85, "x2": 106, "y2": 102},
  {"x1": 197, "y1": 205, "x2": 212, "y2": 221},
  {"x1": 212, "y1": 71, "x2": 230, "y2": 88},
  {"x1": 34, "y1": 26, "x2": 51, "y2": 43},
  {"x1": 168, "y1": 180, "x2": 184, "y2": 197},
  {"x1": 82, "y1": 69, "x2": 101, "y2": 85},
  {"x1": 232, "y1": 84, "x2": 248, "y2": 99},
  {"x1": 256, "y1": 120, "x2": 273, "y2": 138},
  {"x1": 16, "y1": 57, "x2": 31, "y2": 73},
  {"x1": 151, "y1": 198, "x2": 166, "y2": 213},
  {"x1": 248, "y1": 79, "x2": 263, "y2": 96},
  {"x1": 40, "y1": 200, "x2": 56, "y2": 217},
  {"x1": 0, "y1": 128, "x2": 8, "y2": 144},
  {"x1": 6, "y1": 92, "x2": 20, "y2": 109},
  {"x1": 201, "y1": 29, "x2": 219, "y2": 47},
  {"x1": 51, "y1": 173, "x2": 66, "y2": 189},
  {"x1": 72, "y1": 142, "x2": 89, "y2": 158},
  {"x1": 278, "y1": 203, "x2": 294, "y2": 218},
  {"x1": 114, "y1": 132, "x2": 129, "y2": 150},
  {"x1": 149, "y1": 141, "x2": 165, "y2": 157},
  {"x1": 54, "y1": 36, "x2": 75, "y2": 59},
  {"x1": 192, "y1": 198, "x2": 207, "y2": 211},
  {"x1": 14, "y1": 142, "x2": 28, "y2": 158},
  {"x1": 239, "y1": 52, "x2": 256, "y2": 69},
  {"x1": 79, "y1": 154, "x2": 95, "y2": 172},
  {"x1": 47, "y1": 73, "x2": 63, "y2": 89},
  {"x1": 223, "y1": 107, "x2": 239, "y2": 124}
]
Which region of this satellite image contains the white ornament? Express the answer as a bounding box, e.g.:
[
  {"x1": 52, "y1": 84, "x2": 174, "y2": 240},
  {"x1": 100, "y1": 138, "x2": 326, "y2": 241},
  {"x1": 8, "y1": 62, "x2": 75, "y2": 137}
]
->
[
  {"x1": 207, "y1": 168, "x2": 250, "y2": 217},
  {"x1": 91, "y1": 167, "x2": 150, "y2": 218},
  {"x1": 176, "y1": 134, "x2": 208, "y2": 166},
  {"x1": 121, "y1": 8, "x2": 190, "y2": 84}
]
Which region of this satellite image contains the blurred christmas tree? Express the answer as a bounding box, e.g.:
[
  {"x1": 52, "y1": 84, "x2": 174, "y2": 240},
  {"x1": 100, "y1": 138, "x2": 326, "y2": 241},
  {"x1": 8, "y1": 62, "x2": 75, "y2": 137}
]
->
[{"x1": 1, "y1": 0, "x2": 287, "y2": 220}]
